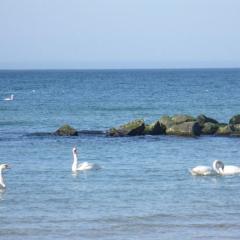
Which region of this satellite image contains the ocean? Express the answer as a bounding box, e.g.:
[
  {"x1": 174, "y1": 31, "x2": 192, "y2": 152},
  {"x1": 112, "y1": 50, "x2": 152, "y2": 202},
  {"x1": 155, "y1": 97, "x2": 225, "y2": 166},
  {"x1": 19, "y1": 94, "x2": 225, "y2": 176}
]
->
[{"x1": 1, "y1": 69, "x2": 240, "y2": 240}]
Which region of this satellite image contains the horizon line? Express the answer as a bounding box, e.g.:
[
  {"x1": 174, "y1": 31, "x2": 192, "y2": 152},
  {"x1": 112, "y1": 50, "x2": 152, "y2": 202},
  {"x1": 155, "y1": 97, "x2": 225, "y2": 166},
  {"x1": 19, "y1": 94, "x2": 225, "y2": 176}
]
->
[{"x1": 0, "y1": 66, "x2": 240, "y2": 71}]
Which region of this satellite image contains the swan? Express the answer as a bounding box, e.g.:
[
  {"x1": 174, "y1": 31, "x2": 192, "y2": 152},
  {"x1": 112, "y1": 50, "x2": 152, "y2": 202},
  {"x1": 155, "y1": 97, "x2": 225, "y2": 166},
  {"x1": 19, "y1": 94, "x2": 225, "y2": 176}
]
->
[
  {"x1": 72, "y1": 147, "x2": 100, "y2": 172},
  {"x1": 4, "y1": 94, "x2": 14, "y2": 101},
  {"x1": 0, "y1": 164, "x2": 10, "y2": 189},
  {"x1": 190, "y1": 165, "x2": 215, "y2": 176},
  {"x1": 213, "y1": 160, "x2": 240, "y2": 176},
  {"x1": 190, "y1": 160, "x2": 222, "y2": 176}
]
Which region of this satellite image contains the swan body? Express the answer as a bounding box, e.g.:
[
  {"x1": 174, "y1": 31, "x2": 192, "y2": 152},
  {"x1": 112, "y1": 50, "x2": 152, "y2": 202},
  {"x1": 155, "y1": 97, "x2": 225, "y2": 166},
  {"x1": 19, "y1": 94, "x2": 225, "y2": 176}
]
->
[
  {"x1": 4, "y1": 94, "x2": 14, "y2": 101},
  {"x1": 213, "y1": 160, "x2": 240, "y2": 176},
  {"x1": 190, "y1": 165, "x2": 215, "y2": 176},
  {"x1": 0, "y1": 164, "x2": 10, "y2": 189},
  {"x1": 72, "y1": 147, "x2": 100, "y2": 172}
]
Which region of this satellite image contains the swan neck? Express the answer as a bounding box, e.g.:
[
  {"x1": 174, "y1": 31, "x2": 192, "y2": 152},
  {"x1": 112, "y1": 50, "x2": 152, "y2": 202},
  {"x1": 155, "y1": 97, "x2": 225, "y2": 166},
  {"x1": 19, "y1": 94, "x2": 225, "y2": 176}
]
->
[
  {"x1": 0, "y1": 170, "x2": 5, "y2": 188},
  {"x1": 72, "y1": 152, "x2": 78, "y2": 171},
  {"x1": 213, "y1": 162, "x2": 218, "y2": 173}
]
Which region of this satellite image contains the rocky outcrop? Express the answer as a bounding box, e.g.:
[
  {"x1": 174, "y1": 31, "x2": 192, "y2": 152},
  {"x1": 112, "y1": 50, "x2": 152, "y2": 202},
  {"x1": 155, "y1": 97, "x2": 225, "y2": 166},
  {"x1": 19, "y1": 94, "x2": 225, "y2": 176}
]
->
[
  {"x1": 159, "y1": 115, "x2": 174, "y2": 128},
  {"x1": 159, "y1": 115, "x2": 199, "y2": 137},
  {"x1": 171, "y1": 114, "x2": 196, "y2": 125},
  {"x1": 215, "y1": 124, "x2": 232, "y2": 136},
  {"x1": 231, "y1": 124, "x2": 240, "y2": 132},
  {"x1": 107, "y1": 119, "x2": 145, "y2": 137},
  {"x1": 144, "y1": 120, "x2": 166, "y2": 135},
  {"x1": 166, "y1": 121, "x2": 201, "y2": 137},
  {"x1": 196, "y1": 114, "x2": 218, "y2": 127},
  {"x1": 51, "y1": 114, "x2": 240, "y2": 138},
  {"x1": 54, "y1": 124, "x2": 78, "y2": 136},
  {"x1": 201, "y1": 122, "x2": 219, "y2": 135},
  {"x1": 229, "y1": 114, "x2": 240, "y2": 125}
]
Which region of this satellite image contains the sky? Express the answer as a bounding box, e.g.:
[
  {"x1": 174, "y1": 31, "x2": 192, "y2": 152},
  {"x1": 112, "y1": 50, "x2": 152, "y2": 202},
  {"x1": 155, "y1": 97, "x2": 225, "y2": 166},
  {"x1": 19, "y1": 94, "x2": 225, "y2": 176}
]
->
[{"x1": 0, "y1": 0, "x2": 240, "y2": 69}]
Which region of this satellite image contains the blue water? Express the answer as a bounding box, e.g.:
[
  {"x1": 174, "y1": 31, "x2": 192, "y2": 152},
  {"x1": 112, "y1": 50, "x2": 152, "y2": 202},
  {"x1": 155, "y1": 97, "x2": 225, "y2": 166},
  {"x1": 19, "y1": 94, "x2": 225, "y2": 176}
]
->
[{"x1": 1, "y1": 69, "x2": 240, "y2": 240}]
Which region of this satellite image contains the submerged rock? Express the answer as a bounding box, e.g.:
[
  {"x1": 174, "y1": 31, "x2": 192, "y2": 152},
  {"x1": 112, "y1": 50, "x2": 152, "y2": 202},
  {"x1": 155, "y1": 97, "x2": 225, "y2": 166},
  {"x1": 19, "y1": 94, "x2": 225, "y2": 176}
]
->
[
  {"x1": 107, "y1": 119, "x2": 145, "y2": 137},
  {"x1": 144, "y1": 120, "x2": 166, "y2": 135},
  {"x1": 54, "y1": 124, "x2": 78, "y2": 136},
  {"x1": 166, "y1": 121, "x2": 201, "y2": 137},
  {"x1": 201, "y1": 122, "x2": 219, "y2": 135},
  {"x1": 229, "y1": 114, "x2": 240, "y2": 125}
]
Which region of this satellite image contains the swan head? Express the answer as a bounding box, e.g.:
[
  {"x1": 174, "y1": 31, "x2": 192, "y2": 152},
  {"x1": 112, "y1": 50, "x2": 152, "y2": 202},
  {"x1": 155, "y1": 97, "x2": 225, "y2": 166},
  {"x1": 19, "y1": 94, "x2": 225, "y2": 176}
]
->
[
  {"x1": 72, "y1": 147, "x2": 77, "y2": 155},
  {"x1": 213, "y1": 160, "x2": 224, "y2": 174},
  {"x1": 0, "y1": 164, "x2": 10, "y2": 171}
]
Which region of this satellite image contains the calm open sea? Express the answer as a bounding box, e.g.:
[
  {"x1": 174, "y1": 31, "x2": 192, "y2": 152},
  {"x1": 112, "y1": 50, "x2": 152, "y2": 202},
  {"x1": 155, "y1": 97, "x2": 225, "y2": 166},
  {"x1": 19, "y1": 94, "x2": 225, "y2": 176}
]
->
[{"x1": 1, "y1": 69, "x2": 240, "y2": 240}]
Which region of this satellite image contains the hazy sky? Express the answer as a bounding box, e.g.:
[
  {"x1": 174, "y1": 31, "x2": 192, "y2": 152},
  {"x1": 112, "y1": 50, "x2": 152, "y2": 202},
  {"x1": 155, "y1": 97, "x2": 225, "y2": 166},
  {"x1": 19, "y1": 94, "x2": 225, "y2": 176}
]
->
[{"x1": 0, "y1": 0, "x2": 240, "y2": 69}]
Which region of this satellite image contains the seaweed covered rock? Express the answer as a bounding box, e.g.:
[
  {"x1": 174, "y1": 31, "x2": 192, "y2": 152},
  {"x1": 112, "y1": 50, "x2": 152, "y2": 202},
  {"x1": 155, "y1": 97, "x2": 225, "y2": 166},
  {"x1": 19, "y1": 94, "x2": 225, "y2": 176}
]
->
[
  {"x1": 159, "y1": 115, "x2": 174, "y2": 128},
  {"x1": 229, "y1": 114, "x2": 240, "y2": 125},
  {"x1": 196, "y1": 114, "x2": 218, "y2": 127},
  {"x1": 55, "y1": 124, "x2": 78, "y2": 136},
  {"x1": 107, "y1": 119, "x2": 145, "y2": 137},
  {"x1": 166, "y1": 121, "x2": 201, "y2": 137},
  {"x1": 144, "y1": 120, "x2": 166, "y2": 135},
  {"x1": 201, "y1": 122, "x2": 219, "y2": 135},
  {"x1": 171, "y1": 114, "x2": 196, "y2": 125},
  {"x1": 215, "y1": 124, "x2": 232, "y2": 136},
  {"x1": 231, "y1": 124, "x2": 240, "y2": 132},
  {"x1": 159, "y1": 114, "x2": 195, "y2": 129}
]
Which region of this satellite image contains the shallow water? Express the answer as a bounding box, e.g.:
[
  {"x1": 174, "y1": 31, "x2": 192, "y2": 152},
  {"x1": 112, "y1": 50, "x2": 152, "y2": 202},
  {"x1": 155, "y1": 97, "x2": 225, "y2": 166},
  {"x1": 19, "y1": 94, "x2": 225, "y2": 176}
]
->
[{"x1": 1, "y1": 69, "x2": 240, "y2": 240}]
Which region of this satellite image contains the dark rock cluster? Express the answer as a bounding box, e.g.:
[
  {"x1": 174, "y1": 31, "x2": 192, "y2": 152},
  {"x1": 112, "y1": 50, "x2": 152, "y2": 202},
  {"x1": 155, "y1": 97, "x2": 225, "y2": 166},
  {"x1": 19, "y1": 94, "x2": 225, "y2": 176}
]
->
[{"x1": 106, "y1": 114, "x2": 240, "y2": 137}]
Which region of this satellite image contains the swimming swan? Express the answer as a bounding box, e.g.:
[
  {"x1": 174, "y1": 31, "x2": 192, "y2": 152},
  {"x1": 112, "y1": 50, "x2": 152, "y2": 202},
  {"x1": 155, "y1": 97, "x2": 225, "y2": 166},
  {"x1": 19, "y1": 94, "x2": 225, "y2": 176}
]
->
[
  {"x1": 72, "y1": 147, "x2": 100, "y2": 172},
  {"x1": 4, "y1": 94, "x2": 14, "y2": 101},
  {"x1": 213, "y1": 160, "x2": 240, "y2": 176},
  {"x1": 0, "y1": 164, "x2": 10, "y2": 189},
  {"x1": 190, "y1": 165, "x2": 215, "y2": 176},
  {"x1": 190, "y1": 160, "x2": 224, "y2": 176}
]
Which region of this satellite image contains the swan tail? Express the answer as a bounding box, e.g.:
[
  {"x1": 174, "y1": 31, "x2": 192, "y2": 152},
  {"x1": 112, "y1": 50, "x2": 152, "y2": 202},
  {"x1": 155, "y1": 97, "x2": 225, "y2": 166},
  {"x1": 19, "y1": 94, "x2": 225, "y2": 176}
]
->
[{"x1": 189, "y1": 168, "x2": 196, "y2": 175}]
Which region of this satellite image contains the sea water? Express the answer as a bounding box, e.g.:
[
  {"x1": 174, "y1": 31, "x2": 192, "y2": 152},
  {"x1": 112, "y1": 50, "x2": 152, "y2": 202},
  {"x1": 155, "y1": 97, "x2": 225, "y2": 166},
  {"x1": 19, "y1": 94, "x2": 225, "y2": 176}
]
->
[{"x1": 0, "y1": 69, "x2": 240, "y2": 240}]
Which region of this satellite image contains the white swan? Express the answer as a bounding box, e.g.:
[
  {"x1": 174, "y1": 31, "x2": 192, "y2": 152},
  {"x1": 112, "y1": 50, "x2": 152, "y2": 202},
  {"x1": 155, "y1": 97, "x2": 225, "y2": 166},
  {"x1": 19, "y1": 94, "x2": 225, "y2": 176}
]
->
[
  {"x1": 213, "y1": 160, "x2": 240, "y2": 176},
  {"x1": 0, "y1": 164, "x2": 10, "y2": 189},
  {"x1": 190, "y1": 160, "x2": 223, "y2": 176},
  {"x1": 190, "y1": 165, "x2": 215, "y2": 176},
  {"x1": 4, "y1": 94, "x2": 14, "y2": 101},
  {"x1": 72, "y1": 147, "x2": 100, "y2": 172}
]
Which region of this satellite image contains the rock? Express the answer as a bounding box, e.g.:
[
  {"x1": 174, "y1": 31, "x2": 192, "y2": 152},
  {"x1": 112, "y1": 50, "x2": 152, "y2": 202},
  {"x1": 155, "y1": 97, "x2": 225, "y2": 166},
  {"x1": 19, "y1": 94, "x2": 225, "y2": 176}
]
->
[
  {"x1": 144, "y1": 121, "x2": 166, "y2": 135},
  {"x1": 166, "y1": 121, "x2": 201, "y2": 137},
  {"x1": 159, "y1": 115, "x2": 174, "y2": 128},
  {"x1": 215, "y1": 124, "x2": 232, "y2": 136},
  {"x1": 229, "y1": 114, "x2": 240, "y2": 125},
  {"x1": 171, "y1": 114, "x2": 196, "y2": 124},
  {"x1": 55, "y1": 124, "x2": 78, "y2": 136},
  {"x1": 196, "y1": 114, "x2": 218, "y2": 127},
  {"x1": 107, "y1": 119, "x2": 145, "y2": 137},
  {"x1": 201, "y1": 122, "x2": 219, "y2": 135},
  {"x1": 231, "y1": 124, "x2": 240, "y2": 132}
]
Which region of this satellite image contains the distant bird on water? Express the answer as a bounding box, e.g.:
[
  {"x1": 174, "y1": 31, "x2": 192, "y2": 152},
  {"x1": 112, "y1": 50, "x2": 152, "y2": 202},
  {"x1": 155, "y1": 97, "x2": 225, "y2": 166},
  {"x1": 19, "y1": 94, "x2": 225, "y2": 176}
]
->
[
  {"x1": 4, "y1": 94, "x2": 14, "y2": 101},
  {"x1": 0, "y1": 164, "x2": 10, "y2": 189}
]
